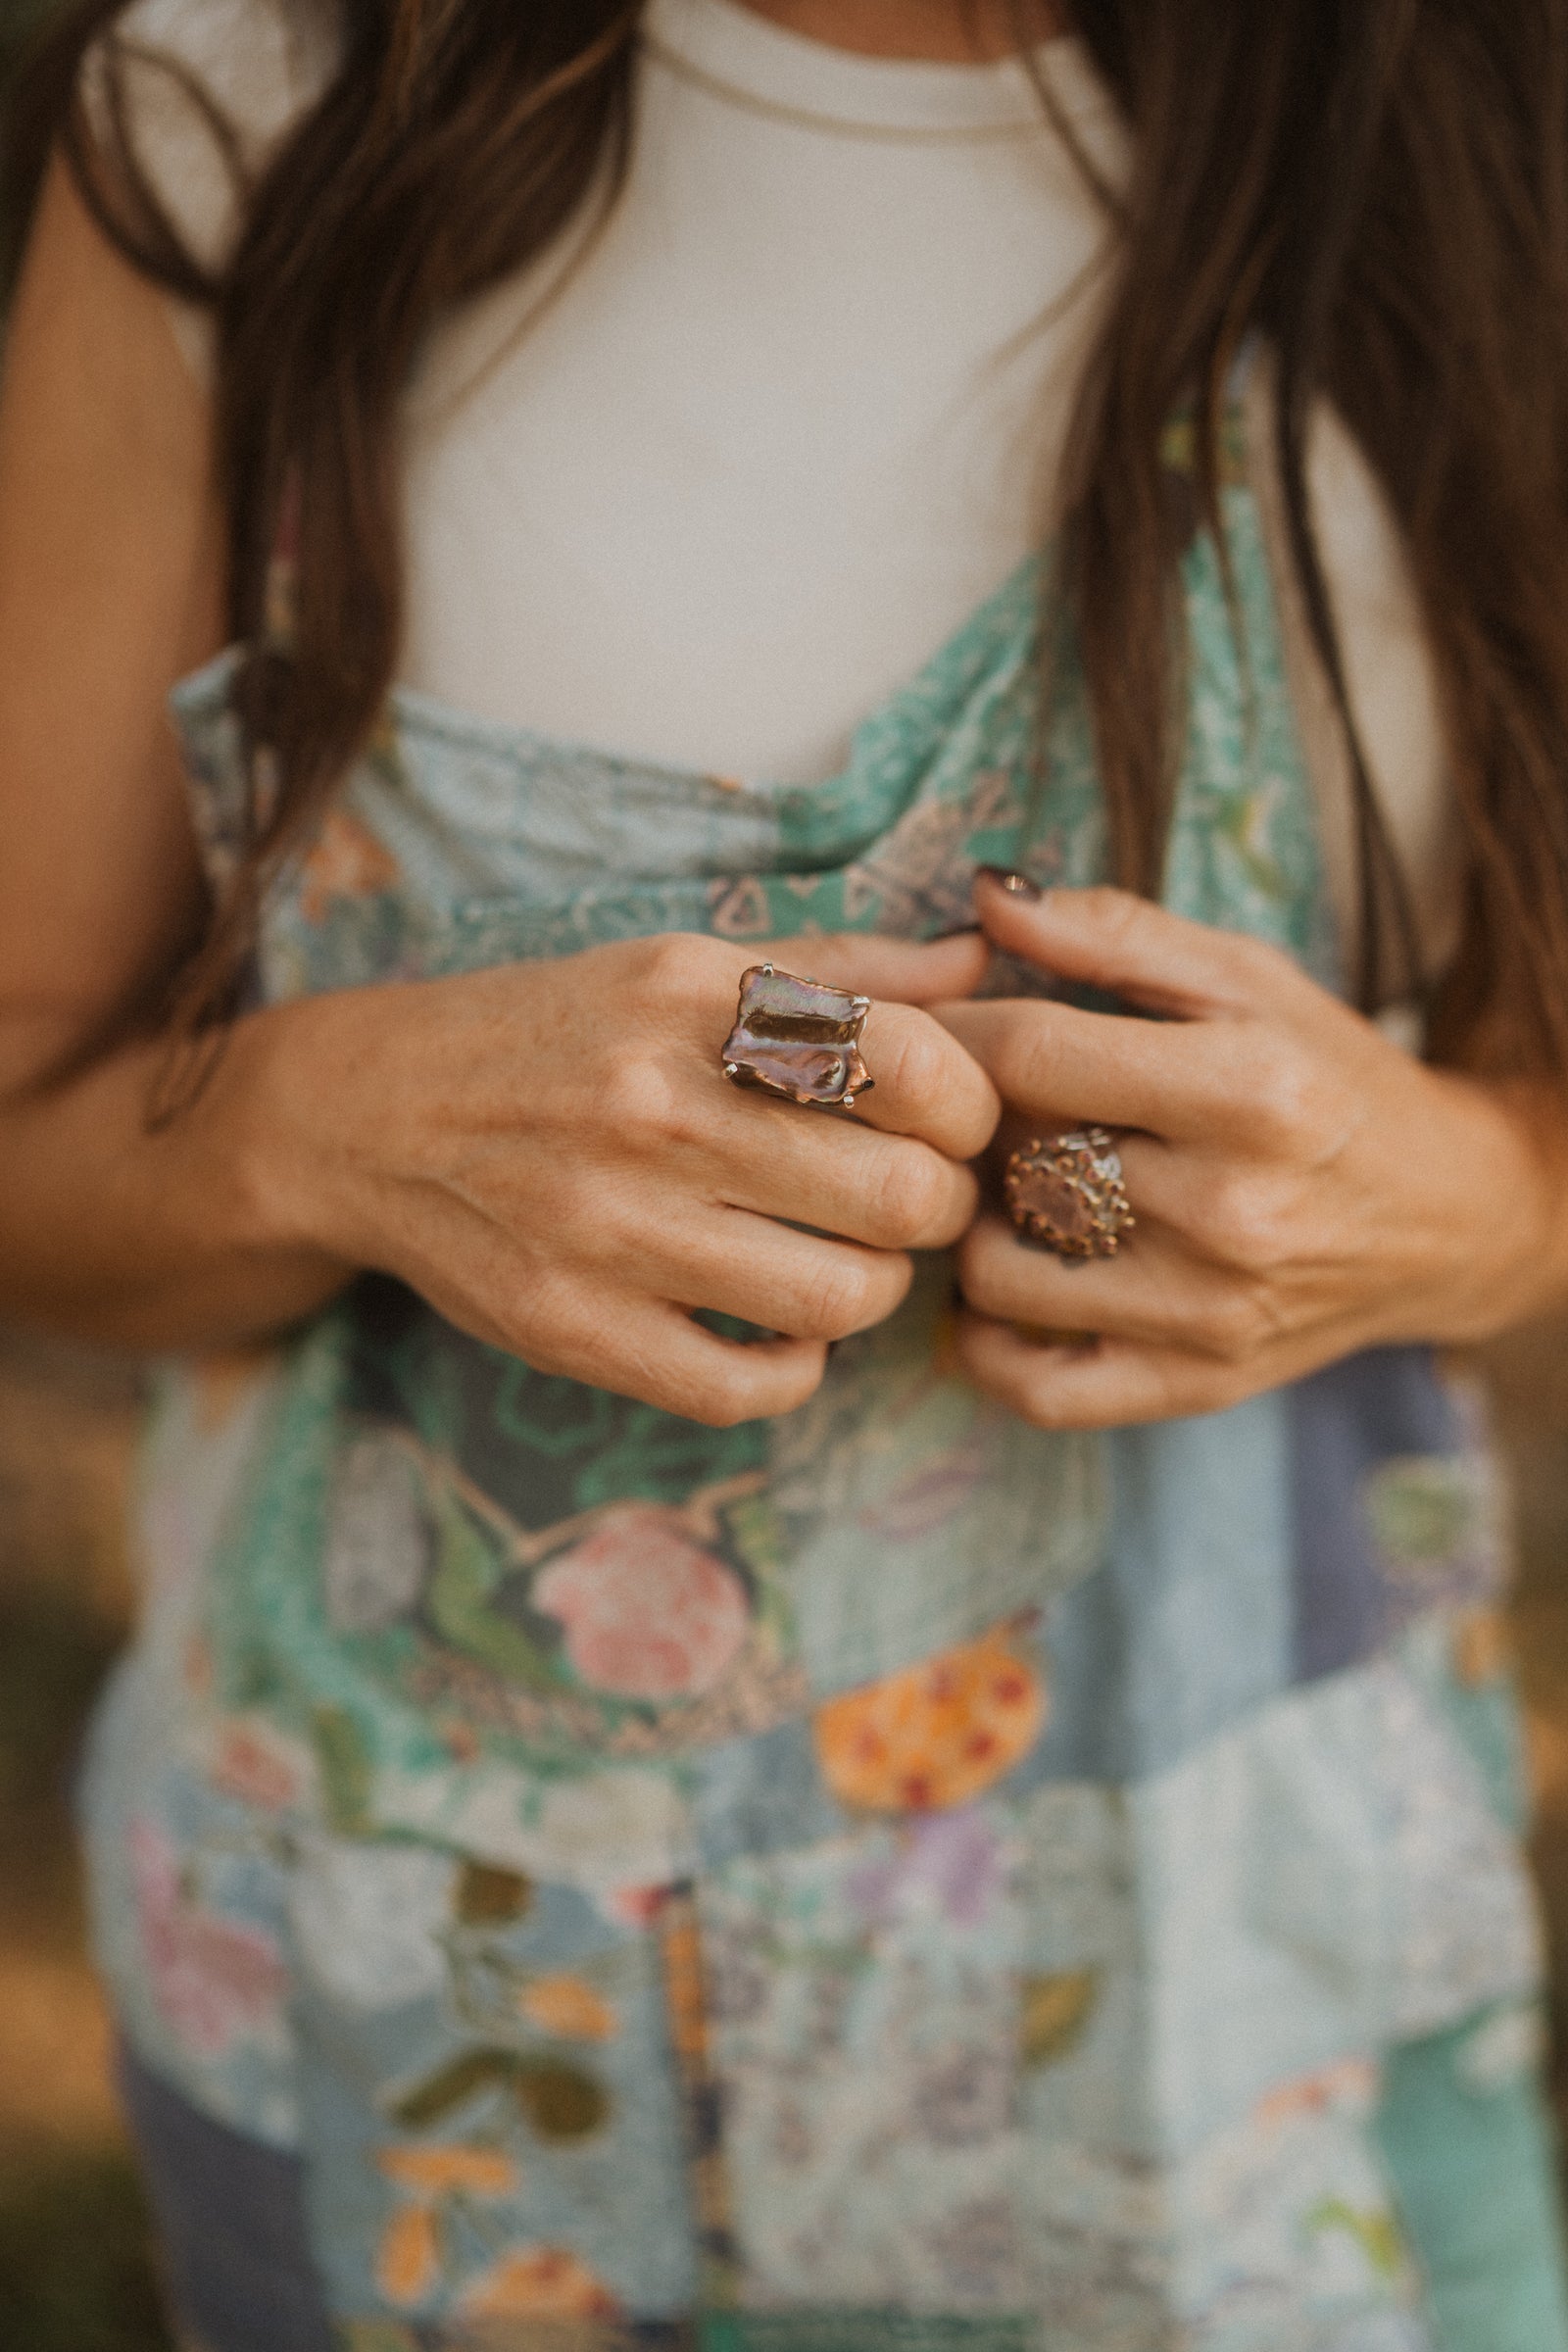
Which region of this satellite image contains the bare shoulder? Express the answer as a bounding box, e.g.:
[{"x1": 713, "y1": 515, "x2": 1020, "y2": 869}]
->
[{"x1": 0, "y1": 158, "x2": 224, "y2": 1092}]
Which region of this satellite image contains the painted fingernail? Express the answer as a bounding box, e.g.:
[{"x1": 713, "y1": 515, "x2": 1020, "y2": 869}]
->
[{"x1": 977, "y1": 867, "x2": 1042, "y2": 901}]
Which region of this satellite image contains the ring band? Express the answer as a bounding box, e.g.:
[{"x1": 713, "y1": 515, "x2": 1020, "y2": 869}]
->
[
  {"x1": 1004, "y1": 1129, "x2": 1134, "y2": 1259},
  {"x1": 721, "y1": 962, "x2": 874, "y2": 1110}
]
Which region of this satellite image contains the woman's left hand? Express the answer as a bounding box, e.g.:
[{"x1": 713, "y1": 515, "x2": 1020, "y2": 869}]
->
[{"x1": 934, "y1": 874, "x2": 1568, "y2": 1429}]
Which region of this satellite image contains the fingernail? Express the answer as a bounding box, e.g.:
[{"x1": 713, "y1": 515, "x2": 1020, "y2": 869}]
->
[{"x1": 977, "y1": 867, "x2": 1042, "y2": 902}]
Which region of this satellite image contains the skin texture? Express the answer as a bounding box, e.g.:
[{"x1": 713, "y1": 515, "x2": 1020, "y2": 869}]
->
[
  {"x1": 0, "y1": 162, "x2": 997, "y2": 1428},
  {"x1": 938, "y1": 874, "x2": 1568, "y2": 1428},
  {"x1": 737, "y1": 0, "x2": 1060, "y2": 61},
  {"x1": 2, "y1": 6, "x2": 1568, "y2": 1434}
]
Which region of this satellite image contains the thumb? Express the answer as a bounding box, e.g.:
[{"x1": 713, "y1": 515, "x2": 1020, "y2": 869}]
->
[
  {"x1": 755, "y1": 927, "x2": 992, "y2": 1006},
  {"x1": 973, "y1": 874, "x2": 1269, "y2": 1017}
]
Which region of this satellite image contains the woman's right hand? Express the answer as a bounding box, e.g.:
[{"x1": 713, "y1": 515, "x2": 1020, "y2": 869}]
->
[
  {"x1": 0, "y1": 172, "x2": 996, "y2": 1381},
  {"x1": 254, "y1": 928, "x2": 999, "y2": 1423}
]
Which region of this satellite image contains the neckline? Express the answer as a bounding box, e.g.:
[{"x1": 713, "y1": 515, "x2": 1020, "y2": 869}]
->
[
  {"x1": 642, "y1": 0, "x2": 1106, "y2": 140},
  {"x1": 171, "y1": 552, "x2": 1045, "y2": 802}
]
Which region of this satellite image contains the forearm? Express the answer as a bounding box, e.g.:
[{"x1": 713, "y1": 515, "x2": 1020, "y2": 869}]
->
[{"x1": 0, "y1": 999, "x2": 356, "y2": 1352}]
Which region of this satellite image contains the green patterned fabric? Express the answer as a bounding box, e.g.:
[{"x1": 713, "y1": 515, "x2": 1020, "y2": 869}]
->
[{"x1": 78, "y1": 411, "x2": 1568, "y2": 2349}]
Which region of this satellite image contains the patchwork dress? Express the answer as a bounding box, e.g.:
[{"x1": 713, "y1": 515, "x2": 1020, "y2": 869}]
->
[{"x1": 81, "y1": 413, "x2": 1568, "y2": 2351}]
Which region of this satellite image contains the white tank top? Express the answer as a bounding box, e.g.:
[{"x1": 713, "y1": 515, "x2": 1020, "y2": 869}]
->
[{"x1": 104, "y1": 0, "x2": 1459, "y2": 991}]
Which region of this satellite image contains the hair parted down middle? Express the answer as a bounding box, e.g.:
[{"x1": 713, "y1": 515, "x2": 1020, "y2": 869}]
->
[{"x1": 9, "y1": 0, "x2": 1568, "y2": 1074}]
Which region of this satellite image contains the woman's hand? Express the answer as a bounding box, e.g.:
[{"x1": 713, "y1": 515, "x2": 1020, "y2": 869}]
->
[
  {"x1": 258, "y1": 928, "x2": 1000, "y2": 1425},
  {"x1": 933, "y1": 875, "x2": 1568, "y2": 1429},
  {"x1": 0, "y1": 172, "x2": 997, "y2": 1411}
]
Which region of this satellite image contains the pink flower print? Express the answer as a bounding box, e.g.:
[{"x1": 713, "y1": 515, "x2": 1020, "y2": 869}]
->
[
  {"x1": 532, "y1": 1508, "x2": 752, "y2": 1701},
  {"x1": 129, "y1": 1821, "x2": 287, "y2": 2057},
  {"x1": 601, "y1": 1884, "x2": 671, "y2": 1931}
]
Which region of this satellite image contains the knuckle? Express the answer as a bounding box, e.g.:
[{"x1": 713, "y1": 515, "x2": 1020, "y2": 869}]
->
[
  {"x1": 924, "y1": 1160, "x2": 980, "y2": 1247},
  {"x1": 1015, "y1": 1356, "x2": 1080, "y2": 1431},
  {"x1": 798, "y1": 1254, "x2": 882, "y2": 1342},
  {"x1": 868, "y1": 1146, "x2": 952, "y2": 1246},
  {"x1": 639, "y1": 930, "x2": 717, "y2": 998},
  {"x1": 704, "y1": 1342, "x2": 825, "y2": 1424},
  {"x1": 1237, "y1": 1038, "x2": 1317, "y2": 1147},
  {"x1": 598, "y1": 1053, "x2": 691, "y2": 1149},
  {"x1": 687, "y1": 1377, "x2": 757, "y2": 1428},
  {"x1": 989, "y1": 1014, "x2": 1050, "y2": 1110},
  {"x1": 1077, "y1": 886, "x2": 1147, "y2": 942},
  {"x1": 881, "y1": 1011, "x2": 950, "y2": 1111},
  {"x1": 1199, "y1": 1172, "x2": 1285, "y2": 1273},
  {"x1": 1194, "y1": 1283, "x2": 1272, "y2": 1365}
]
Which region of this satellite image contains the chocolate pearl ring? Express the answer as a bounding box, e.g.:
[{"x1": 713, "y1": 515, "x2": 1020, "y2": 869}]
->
[{"x1": 720, "y1": 963, "x2": 873, "y2": 1110}]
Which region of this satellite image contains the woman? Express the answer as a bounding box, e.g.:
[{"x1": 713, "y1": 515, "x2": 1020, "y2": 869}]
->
[{"x1": 4, "y1": 0, "x2": 1568, "y2": 2343}]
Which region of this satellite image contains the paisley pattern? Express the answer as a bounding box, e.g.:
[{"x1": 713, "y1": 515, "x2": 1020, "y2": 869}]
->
[{"x1": 79, "y1": 421, "x2": 1568, "y2": 2350}]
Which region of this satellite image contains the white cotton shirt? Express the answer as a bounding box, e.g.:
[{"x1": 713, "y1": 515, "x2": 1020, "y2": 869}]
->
[{"x1": 105, "y1": 0, "x2": 1460, "y2": 989}]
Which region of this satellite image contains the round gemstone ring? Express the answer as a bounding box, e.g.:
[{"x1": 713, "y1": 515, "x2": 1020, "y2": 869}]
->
[{"x1": 1003, "y1": 1129, "x2": 1134, "y2": 1260}]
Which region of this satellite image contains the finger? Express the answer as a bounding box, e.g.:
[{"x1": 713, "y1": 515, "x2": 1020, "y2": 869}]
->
[
  {"x1": 760, "y1": 929, "x2": 992, "y2": 1005},
  {"x1": 710, "y1": 1101, "x2": 982, "y2": 1250},
  {"x1": 654, "y1": 1205, "x2": 914, "y2": 1342},
  {"x1": 957, "y1": 1209, "x2": 1227, "y2": 1350},
  {"x1": 831, "y1": 996, "x2": 1000, "y2": 1158},
  {"x1": 562, "y1": 1292, "x2": 831, "y2": 1425},
  {"x1": 431, "y1": 1247, "x2": 831, "y2": 1425},
  {"x1": 936, "y1": 996, "x2": 1254, "y2": 1145},
  {"x1": 679, "y1": 936, "x2": 998, "y2": 1155},
  {"x1": 955, "y1": 1312, "x2": 1251, "y2": 1430},
  {"x1": 973, "y1": 876, "x2": 1305, "y2": 1020}
]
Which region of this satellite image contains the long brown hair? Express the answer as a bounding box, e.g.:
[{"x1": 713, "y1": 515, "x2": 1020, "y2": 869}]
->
[{"x1": 9, "y1": 0, "x2": 1568, "y2": 1068}]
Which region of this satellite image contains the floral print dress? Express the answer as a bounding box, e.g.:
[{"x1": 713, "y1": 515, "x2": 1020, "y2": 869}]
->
[{"x1": 80, "y1": 408, "x2": 1568, "y2": 2351}]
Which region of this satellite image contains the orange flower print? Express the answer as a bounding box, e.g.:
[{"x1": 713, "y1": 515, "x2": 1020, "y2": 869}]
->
[
  {"x1": 376, "y1": 2202, "x2": 441, "y2": 2307},
  {"x1": 813, "y1": 1629, "x2": 1046, "y2": 1813},
  {"x1": 298, "y1": 808, "x2": 399, "y2": 921},
  {"x1": 378, "y1": 2146, "x2": 517, "y2": 2197},
  {"x1": 460, "y1": 2246, "x2": 620, "y2": 2321},
  {"x1": 518, "y1": 1974, "x2": 619, "y2": 2042}
]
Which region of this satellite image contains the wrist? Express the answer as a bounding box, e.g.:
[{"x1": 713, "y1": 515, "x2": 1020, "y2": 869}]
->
[
  {"x1": 219, "y1": 991, "x2": 371, "y2": 1272},
  {"x1": 1429, "y1": 1072, "x2": 1568, "y2": 1342}
]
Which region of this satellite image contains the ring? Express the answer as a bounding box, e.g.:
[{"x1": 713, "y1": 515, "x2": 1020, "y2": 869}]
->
[
  {"x1": 721, "y1": 962, "x2": 873, "y2": 1109},
  {"x1": 1004, "y1": 1129, "x2": 1134, "y2": 1259}
]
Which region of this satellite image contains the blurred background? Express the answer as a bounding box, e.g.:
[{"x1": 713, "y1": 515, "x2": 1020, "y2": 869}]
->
[
  {"x1": 0, "y1": 12, "x2": 202, "y2": 2345},
  {"x1": 5, "y1": 5, "x2": 1568, "y2": 2349}
]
